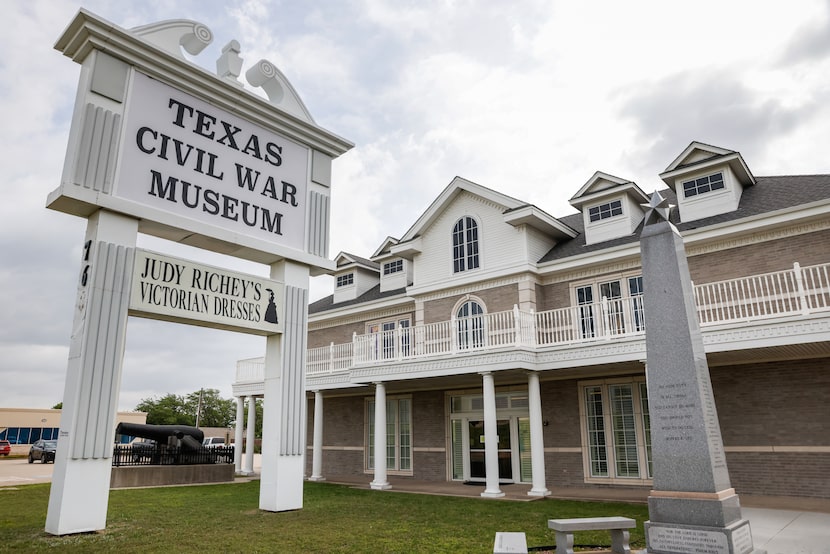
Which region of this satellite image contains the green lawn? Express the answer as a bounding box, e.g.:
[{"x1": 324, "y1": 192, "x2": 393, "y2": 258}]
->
[{"x1": 0, "y1": 481, "x2": 648, "y2": 553}]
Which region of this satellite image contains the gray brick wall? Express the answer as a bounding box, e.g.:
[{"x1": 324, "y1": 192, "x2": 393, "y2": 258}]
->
[
  {"x1": 712, "y1": 359, "x2": 830, "y2": 446},
  {"x1": 423, "y1": 284, "x2": 519, "y2": 323}
]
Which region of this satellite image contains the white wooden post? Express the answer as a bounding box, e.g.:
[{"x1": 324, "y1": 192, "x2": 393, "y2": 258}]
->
[
  {"x1": 527, "y1": 372, "x2": 550, "y2": 497},
  {"x1": 793, "y1": 262, "x2": 809, "y2": 315},
  {"x1": 234, "y1": 396, "x2": 245, "y2": 473},
  {"x1": 309, "y1": 391, "x2": 325, "y2": 481},
  {"x1": 513, "y1": 304, "x2": 522, "y2": 346},
  {"x1": 370, "y1": 382, "x2": 391, "y2": 490},
  {"x1": 481, "y1": 371, "x2": 504, "y2": 498}
]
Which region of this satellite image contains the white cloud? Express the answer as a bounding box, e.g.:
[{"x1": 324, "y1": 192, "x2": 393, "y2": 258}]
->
[{"x1": 3, "y1": 0, "x2": 830, "y2": 412}]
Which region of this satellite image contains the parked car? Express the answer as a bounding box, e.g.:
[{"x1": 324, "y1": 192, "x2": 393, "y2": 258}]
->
[
  {"x1": 130, "y1": 439, "x2": 158, "y2": 462},
  {"x1": 28, "y1": 440, "x2": 57, "y2": 463},
  {"x1": 0, "y1": 440, "x2": 11, "y2": 456},
  {"x1": 202, "y1": 437, "x2": 226, "y2": 448}
]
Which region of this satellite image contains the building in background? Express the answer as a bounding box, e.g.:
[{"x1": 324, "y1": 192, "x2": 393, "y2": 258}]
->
[
  {"x1": 234, "y1": 141, "x2": 830, "y2": 500},
  {"x1": 0, "y1": 408, "x2": 147, "y2": 455}
]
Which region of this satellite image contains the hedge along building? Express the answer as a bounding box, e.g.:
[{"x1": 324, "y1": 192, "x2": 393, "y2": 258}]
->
[
  {"x1": 230, "y1": 141, "x2": 830, "y2": 500},
  {"x1": 45, "y1": 10, "x2": 351, "y2": 535}
]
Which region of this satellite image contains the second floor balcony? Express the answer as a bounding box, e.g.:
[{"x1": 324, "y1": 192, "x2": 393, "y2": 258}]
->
[
  {"x1": 306, "y1": 261, "x2": 830, "y2": 375},
  {"x1": 233, "y1": 261, "x2": 830, "y2": 392}
]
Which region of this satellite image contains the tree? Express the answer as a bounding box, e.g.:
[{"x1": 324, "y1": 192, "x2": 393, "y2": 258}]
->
[
  {"x1": 135, "y1": 393, "x2": 193, "y2": 425},
  {"x1": 52, "y1": 402, "x2": 63, "y2": 409},
  {"x1": 135, "y1": 390, "x2": 236, "y2": 428},
  {"x1": 184, "y1": 389, "x2": 235, "y2": 428}
]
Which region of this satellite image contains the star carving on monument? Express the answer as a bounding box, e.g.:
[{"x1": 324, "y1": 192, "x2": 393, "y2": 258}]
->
[{"x1": 641, "y1": 190, "x2": 673, "y2": 226}]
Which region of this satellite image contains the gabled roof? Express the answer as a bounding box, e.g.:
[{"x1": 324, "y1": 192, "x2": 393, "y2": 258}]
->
[
  {"x1": 569, "y1": 171, "x2": 650, "y2": 208},
  {"x1": 371, "y1": 236, "x2": 400, "y2": 260},
  {"x1": 539, "y1": 175, "x2": 830, "y2": 263},
  {"x1": 333, "y1": 252, "x2": 379, "y2": 272},
  {"x1": 389, "y1": 176, "x2": 576, "y2": 253},
  {"x1": 660, "y1": 141, "x2": 755, "y2": 187},
  {"x1": 397, "y1": 177, "x2": 528, "y2": 243},
  {"x1": 309, "y1": 284, "x2": 407, "y2": 314}
]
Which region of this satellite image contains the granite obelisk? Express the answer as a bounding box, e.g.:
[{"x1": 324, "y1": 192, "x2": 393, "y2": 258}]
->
[{"x1": 639, "y1": 192, "x2": 764, "y2": 554}]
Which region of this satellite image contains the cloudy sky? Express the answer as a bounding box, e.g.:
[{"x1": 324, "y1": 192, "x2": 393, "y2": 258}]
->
[{"x1": 3, "y1": 0, "x2": 829, "y2": 412}]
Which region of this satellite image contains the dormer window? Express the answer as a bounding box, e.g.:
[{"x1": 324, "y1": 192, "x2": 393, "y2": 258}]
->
[
  {"x1": 588, "y1": 200, "x2": 623, "y2": 222},
  {"x1": 383, "y1": 260, "x2": 403, "y2": 275},
  {"x1": 452, "y1": 217, "x2": 479, "y2": 273},
  {"x1": 682, "y1": 172, "x2": 724, "y2": 198},
  {"x1": 336, "y1": 273, "x2": 354, "y2": 287}
]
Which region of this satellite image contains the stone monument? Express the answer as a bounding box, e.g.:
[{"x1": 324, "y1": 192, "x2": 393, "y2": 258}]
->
[{"x1": 638, "y1": 192, "x2": 764, "y2": 554}]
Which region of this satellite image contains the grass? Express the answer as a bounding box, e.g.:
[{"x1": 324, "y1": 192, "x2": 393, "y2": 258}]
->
[{"x1": 0, "y1": 481, "x2": 649, "y2": 553}]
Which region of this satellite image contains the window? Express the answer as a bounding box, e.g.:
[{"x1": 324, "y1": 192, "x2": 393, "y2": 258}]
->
[
  {"x1": 456, "y1": 300, "x2": 484, "y2": 349},
  {"x1": 367, "y1": 397, "x2": 412, "y2": 472},
  {"x1": 336, "y1": 273, "x2": 354, "y2": 287},
  {"x1": 368, "y1": 318, "x2": 411, "y2": 359},
  {"x1": 581, "y1": 379, "x2": 651, "y2": 482},
  {"x1": 452, "y1": 217, "x2": 480, "y2": 273},
  {"x1": 383, "y1": 260, "x2": 403, "y2": 275},
  {"x1": 573, "y1": 275, "x2": 644, "y2": 338},
  {"x1": 0, "y1": 427, "x2": 60, "y2": 444},
  {"x1": 588, "y1": 200, "x2": 623, "y2": 222},
  {"x1": 682, "y1": 172, "x2": 724, "y2": 198}
]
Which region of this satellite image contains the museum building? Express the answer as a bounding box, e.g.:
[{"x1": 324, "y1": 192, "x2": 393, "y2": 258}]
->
[{"x1": 233, "y1": 141, "x2": 830, "y2": 499}]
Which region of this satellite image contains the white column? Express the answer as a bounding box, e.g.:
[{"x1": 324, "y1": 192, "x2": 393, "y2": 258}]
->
[
  {"x1": 527, "y1": 372, "x2": 550, "y2": 497},
  {"x1": 243, "y1": 395, "x2": 257, "y2": 474},
  {"x1": 234, "y1": 396, "x2": 245, "y2": 473},
  {"x1": 370, "y1": 382, "x2": 391, "y2": 490},
  {"x1": 46, "y1": 210, "x2": 138, "y2": 535},
  {"x1": 309, "y1": 390, "x2": 325, "y2": 481},
  {"x1": 481, "y1": 371, "x2": 504, "y2": 498},
  {"x1": 259, "y1": 260, "x2": 309, "y2": 512}
]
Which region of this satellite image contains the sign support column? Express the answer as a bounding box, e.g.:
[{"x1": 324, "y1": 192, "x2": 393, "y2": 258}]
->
[
  {"x1": 259, "y1": 260, "x2": 310, "y2": 511},
  {"x1": 46, "y1": 210, "x2": 137, "y2": 535}
]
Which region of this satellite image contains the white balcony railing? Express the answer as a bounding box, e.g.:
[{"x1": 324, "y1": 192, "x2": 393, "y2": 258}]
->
[{"x1": 245, "y1": 261, "x2": 830, "y2": 380}]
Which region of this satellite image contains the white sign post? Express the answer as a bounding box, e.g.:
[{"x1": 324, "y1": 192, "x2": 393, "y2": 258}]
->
[{"x1": 45, "y1": 10, "x2": 351, "y2": 535}]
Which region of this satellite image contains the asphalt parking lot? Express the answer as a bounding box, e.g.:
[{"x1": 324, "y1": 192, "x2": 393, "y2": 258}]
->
[{"x1": 0, "y1": 457, "x2": 55, "y2": 486}]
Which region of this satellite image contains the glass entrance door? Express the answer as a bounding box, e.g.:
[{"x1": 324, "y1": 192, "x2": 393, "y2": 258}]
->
[{"x1": 468, "y1": 419, "x2": 512, "y2": 481}]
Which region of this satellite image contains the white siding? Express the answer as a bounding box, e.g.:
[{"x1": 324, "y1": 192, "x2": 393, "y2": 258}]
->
[
  {"x1": 674, "y1": 167, "x2": 743, "y2": 223},
  {"x1": 413, "y1": 192, "x2": 528, "y2": 288},
  {"x1": 583, "y1": 194, "x2": 641, "y2": 245}
]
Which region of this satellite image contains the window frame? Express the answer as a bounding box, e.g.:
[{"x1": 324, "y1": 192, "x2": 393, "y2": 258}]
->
[
  {"x1": 571, "y1": 273, "x2": 645, "y2": 337},
  {"x1": 366, "y1": 396, "x2": 413, "y2": 475},
  {"x1": 366, "y1": 317, "x2": 412, "y2": 359},
  {"x1": 335, "y1": 273, "x2": 354, "y2": 288},
  {"x1": 452, "y1": 216, "x2": 480, "y2": 274},
  {"x1": 587, "y1": 199, "x2": 623, "y2": 223},
  {"x1": 682, "y1": 172, "x2": 725, "y2": 198},
  {"x1": 578, "y1": 377, "x2": 652, "y2": 485},
  {"x1": 453, "y1": 296, "x2": 486, "y2": 350},
  {"x1": 383, "y1": 259, "x2": 404, "y2": 275}
]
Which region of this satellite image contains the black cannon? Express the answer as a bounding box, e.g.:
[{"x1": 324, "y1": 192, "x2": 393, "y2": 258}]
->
[{"x1": 116, "y1": 422, "x2": 204, "y2": 450}]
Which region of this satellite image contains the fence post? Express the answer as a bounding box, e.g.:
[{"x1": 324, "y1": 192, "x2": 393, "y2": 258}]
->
[
  {"x1": 793, "y1": 262, "x2": 809, "y2": 314},
  {"x1": 451, "y1": 316, "x2": 458, "y2": 354},
  {"x1": 396, "y1": 326, "x2": 403, "y2": 360},
  {"x1": 329, "y1": 342, "x2": 335, "y2": 373},
  {"x1": 513, "y1": 304, "x2": 522, "y2": 346},
  {"x1": 601, "y1": 296, "x2": 610, "y2": 340},
  {"x1": 529, "y1": 308, "x2": 537, "y2": 348},
  {"x1": 352, "y1": 332, "x2": 358, "y2": 364}
]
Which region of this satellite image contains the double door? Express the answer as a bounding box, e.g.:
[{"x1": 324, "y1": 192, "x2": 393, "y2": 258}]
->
[{"x1": 452, "y1": 416, "x2": 531, "y2": 483}]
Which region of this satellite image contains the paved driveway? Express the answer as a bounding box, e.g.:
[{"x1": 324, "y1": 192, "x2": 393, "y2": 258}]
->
[{"x1": 0, "y1": 457, "x2": 54, "y2": 486}]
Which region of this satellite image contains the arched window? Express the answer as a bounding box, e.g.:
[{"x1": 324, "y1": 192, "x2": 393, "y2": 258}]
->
[
  {"x1": 452, "y1": 217, "x2": 480, "y2": 273},
  {"x1": 456, "y1": 299, "x2": 484, "y2": 349}
]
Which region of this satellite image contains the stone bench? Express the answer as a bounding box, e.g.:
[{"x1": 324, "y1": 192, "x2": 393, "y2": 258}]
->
[{"x1": 547, "y1": 516, "x2": 636, "y2": 554}]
